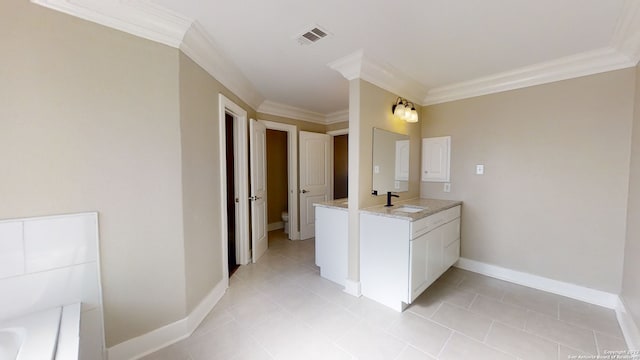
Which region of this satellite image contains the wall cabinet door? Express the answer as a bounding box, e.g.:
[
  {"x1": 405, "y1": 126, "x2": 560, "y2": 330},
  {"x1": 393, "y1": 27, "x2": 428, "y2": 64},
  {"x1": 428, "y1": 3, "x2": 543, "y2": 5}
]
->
[{"x1": 422, "y1": 136, "x2": 451, "y2": 182}]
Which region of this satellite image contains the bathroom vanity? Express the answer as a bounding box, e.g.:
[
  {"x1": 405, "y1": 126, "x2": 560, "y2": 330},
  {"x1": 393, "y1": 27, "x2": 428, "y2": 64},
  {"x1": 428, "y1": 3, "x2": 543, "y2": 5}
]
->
[
  {"x1": 360, "y1": 199, "x2": 461, "y2": 311},
  {"x1": 314, "y1": 199, "x2": 348, "y2": 286}
]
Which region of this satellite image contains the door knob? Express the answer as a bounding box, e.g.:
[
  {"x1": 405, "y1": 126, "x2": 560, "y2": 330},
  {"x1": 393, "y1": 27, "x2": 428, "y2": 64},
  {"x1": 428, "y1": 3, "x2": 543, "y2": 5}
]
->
[{"x1": 301, "y1": 189, "x2": 309, "y2": 194}]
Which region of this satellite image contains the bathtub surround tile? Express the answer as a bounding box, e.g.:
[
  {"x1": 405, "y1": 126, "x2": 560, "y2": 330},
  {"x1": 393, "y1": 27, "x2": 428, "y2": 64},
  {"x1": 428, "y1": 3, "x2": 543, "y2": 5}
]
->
[
  {"x1": 0, "y1": 213, "x2": 103, "y2": 360},
  {"x1": 486, "y1": 321, "x2": 559, "y2": 360},
  {"x1": 23, "y1": 215, "x2": 97, "y2": 273},
  {"x1": 0, "y1": 262, "x2": 100, "y2": 320},
  {"x1": 142, "y1": 229, "x2": 630, "y2": 360},
  {"x1": 0, "y1": 221, "x2": 24, "y2": 279}
]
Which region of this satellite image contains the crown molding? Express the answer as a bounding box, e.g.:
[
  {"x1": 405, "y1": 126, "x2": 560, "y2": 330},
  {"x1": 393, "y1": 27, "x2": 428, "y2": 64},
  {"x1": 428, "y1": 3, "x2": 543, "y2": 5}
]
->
[
  {"x1": 325, "y1": 109, "x2": 349, "y2": 124},
  {"x1": 257, "y1": 101, "x2": 348, "y2": 125},
  {"x1": 31, "y1": 0, "x2": 192, "y2": 48},
  {"x1": 328, "y1": 50, "x2": 428, "y2": 105},
  {"x1": 423, "y1": 47, "x2": 635, "y2": 105},
  {"x1": 257, "y1": 101, "x2": 327, "y2": 124},
  {"x1": 180, "y1": 22, "x2": 264, "y2": 110},
  {"x1": 611, "y1": 0, "x2": 640, "y2": 64}
]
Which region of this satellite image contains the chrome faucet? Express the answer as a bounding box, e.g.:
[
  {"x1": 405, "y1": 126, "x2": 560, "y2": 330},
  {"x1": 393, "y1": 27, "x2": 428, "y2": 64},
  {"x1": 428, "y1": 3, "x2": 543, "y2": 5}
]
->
[{"x1": 385, "y1": 191, "x2": 400, "y2": 207}]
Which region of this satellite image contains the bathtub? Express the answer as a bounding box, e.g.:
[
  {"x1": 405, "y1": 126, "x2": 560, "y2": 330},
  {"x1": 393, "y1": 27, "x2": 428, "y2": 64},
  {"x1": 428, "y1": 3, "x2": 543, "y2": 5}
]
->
[{"x1": 0, "y1": 303, "x2": 80, "y2": 360}]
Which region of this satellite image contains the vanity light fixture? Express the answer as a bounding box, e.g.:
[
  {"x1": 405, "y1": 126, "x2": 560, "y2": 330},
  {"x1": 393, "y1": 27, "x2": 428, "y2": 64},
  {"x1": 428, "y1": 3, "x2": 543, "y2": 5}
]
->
[{"x1": 392, "y1": 97, "x2": 418, "y2": 123}]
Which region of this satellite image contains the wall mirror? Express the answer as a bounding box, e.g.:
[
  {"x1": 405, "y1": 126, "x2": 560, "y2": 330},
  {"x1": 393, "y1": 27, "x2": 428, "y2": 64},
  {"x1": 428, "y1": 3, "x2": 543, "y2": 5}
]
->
[{"x1": 372, "y1": 128, "x2": 410, "y2": 194}]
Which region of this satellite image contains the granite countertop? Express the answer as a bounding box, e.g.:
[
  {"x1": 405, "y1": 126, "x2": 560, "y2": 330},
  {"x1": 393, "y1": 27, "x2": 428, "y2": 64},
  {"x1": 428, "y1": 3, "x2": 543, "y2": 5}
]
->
[
  {"x1": 314, "y1": 198, "x2": 349, "y2": 210},
  {"x1": 360, "y1": 198, "x2": 462, "y2": 221}
]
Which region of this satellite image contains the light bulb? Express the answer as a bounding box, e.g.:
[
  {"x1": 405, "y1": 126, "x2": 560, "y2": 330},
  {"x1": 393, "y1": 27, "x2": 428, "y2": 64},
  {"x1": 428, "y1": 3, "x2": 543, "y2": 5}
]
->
[
  {"x1": 394, "y1": 103, "x2": 405, "y2": 118},
  {"x1": 406, "y1": 108, "x2": 418, "y2": 123}
]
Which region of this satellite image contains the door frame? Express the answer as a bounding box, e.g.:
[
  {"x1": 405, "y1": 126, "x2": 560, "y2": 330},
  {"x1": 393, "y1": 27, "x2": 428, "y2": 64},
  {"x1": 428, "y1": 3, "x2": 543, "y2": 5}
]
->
[
  {"x1": 219, "y1": 94, "x2": 250, "y2": 280},
  {"x1": 258, "y1": 120, "x2": 299, "y2": 240}
]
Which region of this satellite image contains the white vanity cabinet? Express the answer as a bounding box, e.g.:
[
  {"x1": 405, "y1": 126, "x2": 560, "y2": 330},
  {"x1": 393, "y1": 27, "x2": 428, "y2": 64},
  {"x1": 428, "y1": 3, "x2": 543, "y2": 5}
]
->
[
  {"x1": 360, "y1": 205, "x2": 461, "y2": 311},
  {"x1": 315, "y1": 204, "x2": 348, "y2": 286}
]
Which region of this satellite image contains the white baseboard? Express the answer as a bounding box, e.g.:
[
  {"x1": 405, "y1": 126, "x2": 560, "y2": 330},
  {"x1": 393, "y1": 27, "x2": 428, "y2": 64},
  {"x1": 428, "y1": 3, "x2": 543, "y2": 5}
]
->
[
  {"x1": 455, "y1": 257, "x2": 618, "y2": 309},
  {"x1": 107, "y1": 278, "x2": 228, "y2": 360},
  {"x1": 343, "y1": 279, "x2": 361, "y2": 297},
  {"x1": 268, "y1": 222, "x2": 283, "y2": 231},
  {"x1": 616, "y1": 297, "x2": 640, "y2": 351},
  {"x1": 186, "y1": 278, "x2": 228, "y2": 334}
]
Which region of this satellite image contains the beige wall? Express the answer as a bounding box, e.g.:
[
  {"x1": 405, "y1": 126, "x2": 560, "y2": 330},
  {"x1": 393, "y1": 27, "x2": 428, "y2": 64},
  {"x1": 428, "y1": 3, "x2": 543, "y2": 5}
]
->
[
  {"x1": 622, "y1": 63, "x2": 640, "y2": 326},
  {"x1": 0, "y1": 0, "x2": 187, "y2": 346},
  {"x1": 421, "y1": 69, "x2": 635, "y2": 293},
  {"x1": 266, "y1": 129, "x2": 288, "y2": 224},
  {"x1": 327, "y1": 121, "x2": 349, "y2": 132},
  {"x1": 347, "y1": 79, "x2": 421, "y2": 280},
  {"x1": 178, "y1": 53, "x2": 256, "y2": 313},
  {"x1": 358, "y1": 80, "x2": 421, "y2": 208},
  {"x1": 257, "y1": 113, "x2": 327, "y2": 133}
]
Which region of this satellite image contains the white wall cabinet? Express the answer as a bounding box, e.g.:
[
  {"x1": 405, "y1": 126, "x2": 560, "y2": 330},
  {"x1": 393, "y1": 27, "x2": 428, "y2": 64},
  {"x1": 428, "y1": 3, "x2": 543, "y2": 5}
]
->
[
  {"x1": 422, "y1": 136, "x2": 451, "y2": 182},
  {"x1": 360, "y1": 205, "x2": 461, "y2": 311}
]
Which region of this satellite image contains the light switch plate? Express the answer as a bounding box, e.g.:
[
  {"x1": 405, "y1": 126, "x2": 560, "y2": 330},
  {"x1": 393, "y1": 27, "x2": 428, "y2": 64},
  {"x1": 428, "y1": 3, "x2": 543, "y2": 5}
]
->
[
  {"x1": 476, "y1": 164, "x2": 484, "y2": 175},
  {"x1": 444, "y1": 183, "x2": 451, "y2": 192}
]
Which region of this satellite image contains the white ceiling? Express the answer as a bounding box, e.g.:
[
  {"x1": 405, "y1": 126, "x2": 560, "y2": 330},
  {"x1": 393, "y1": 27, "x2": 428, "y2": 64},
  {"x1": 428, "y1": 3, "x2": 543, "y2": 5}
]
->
[
  {"x1": 149, "y1": 0, "x2": 631, "y2": 115},
  {"x1": 33, "y1": 0, "x2": 639, "y2": 121}
]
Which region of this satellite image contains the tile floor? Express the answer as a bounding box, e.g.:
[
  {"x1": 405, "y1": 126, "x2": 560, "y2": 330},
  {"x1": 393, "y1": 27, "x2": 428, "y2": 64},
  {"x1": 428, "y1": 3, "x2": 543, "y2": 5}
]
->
[{"x1": 142, "y1": 230, "x2": 629, "y2": 360}]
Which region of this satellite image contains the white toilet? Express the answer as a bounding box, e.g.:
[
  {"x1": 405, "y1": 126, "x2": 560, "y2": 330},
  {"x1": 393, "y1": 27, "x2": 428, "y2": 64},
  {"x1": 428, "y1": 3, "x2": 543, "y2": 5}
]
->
[{"x1": 281, "y1": 211, "x2": 289, "y2": 234}]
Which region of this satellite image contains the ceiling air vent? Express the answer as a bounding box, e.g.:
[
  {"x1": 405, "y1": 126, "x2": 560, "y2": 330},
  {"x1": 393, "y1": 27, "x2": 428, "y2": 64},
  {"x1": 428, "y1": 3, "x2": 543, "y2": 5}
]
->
[{"x1": 295, "y1": 25, "x2": 331, "y2": 45}]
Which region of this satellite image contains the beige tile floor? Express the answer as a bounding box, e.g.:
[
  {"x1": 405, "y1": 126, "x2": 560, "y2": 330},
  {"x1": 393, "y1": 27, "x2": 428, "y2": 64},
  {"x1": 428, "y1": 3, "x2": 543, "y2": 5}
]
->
[{"x1": 142, "y1": 230, "x2": 629, "y2": 360}]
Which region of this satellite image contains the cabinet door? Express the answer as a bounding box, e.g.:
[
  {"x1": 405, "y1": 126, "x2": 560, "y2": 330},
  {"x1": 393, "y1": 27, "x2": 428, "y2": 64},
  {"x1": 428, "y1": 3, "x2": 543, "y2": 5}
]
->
[
  {"x1": 410, "y1": 228, "x2": 443, "y2": 301},
  {"x1": 442, "y1": 218, "x2": 461, "y2": 269},
  {"x1": 426, "y1": 227, "x2": 444, "y2": 284},
  {"x1": 422, "y1": 136, "x2": 450, "y2": 182},
  {"x1": 410, "y1": 233, "x2": 428, "y2": 301}
]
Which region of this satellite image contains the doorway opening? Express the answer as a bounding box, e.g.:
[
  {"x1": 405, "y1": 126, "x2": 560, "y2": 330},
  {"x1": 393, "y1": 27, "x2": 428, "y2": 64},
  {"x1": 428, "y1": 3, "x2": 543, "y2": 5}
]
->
[
  {"x1": 218, "y1": 94, "x2": 249, "y2": 281},
  {"x1": 225, "y1": 113, "x2": 239, "y2": 276},
  {"x1": 333, "y1": 133, "x2": 348, "y2": 199},
  {"x1": 266, "y1": 129, "x2": 289, "y2": 234},
  {"x1": 258, "y1": 120, "x2": 299, "y2": 241}
]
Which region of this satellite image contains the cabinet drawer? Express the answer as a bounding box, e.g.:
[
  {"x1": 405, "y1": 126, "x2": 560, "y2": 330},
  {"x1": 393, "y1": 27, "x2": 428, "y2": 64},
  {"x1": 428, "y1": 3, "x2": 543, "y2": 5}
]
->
[{"x1": 411, "y1": 205, "x2": 460, "y2": 239}]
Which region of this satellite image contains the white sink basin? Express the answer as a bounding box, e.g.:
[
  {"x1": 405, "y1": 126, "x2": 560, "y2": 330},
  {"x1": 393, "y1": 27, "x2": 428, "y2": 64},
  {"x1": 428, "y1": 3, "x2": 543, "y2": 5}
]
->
[{"x1": 393, "y1": 206, "x2": 425, "y2": 213}]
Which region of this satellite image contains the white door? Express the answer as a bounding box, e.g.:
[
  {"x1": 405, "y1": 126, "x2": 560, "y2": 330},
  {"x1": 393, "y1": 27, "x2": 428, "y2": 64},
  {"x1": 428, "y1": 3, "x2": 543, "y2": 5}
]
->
[
  {"x1": 250, "y1": 119, "x2": 268, "y2": 262},
  {"x1": 299, "y1": 131, "x2": 331, "y2": 240}
]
